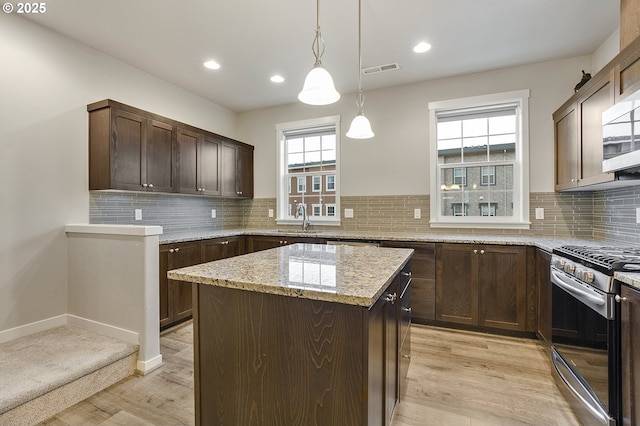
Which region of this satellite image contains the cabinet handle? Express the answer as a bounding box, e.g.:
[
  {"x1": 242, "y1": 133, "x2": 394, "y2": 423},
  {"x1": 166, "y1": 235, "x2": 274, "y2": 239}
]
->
[
  {"x1": 218, "y1": 240, "x2": 229, "y2": 245},
  {"x1": 174, "y1": 247, "x2": 179, "y2": 252},
  {"x1": 197, "y1": 188, "x2": 202, "y2": 192},
  {"x1": 237, "y1": 191, "x2": 243, "y2": 195},
  {"x1": 402, "y1": 271, "x2": 412, "y2": 277},
  {"x1": 384, "y1": 293, "x2": 397, "y2": 304},
  {"x1": 403, "y1": 307, "x2": 412, "y2": 313},
  {"x1": 480, "y1": 249, "x2": 485, "y2": 255},
  {"x1": 473, "y1": 249, "x2": 478, "y2": 254},
  {"x1": 169, "y1": 249, "x2": 174, "y2": 253},
  {"x1": 142, "y1": 183, "x2": 148, "y2": 188},
  {"x1": 615, "y1": 295, "x2": 628, "y2": 303},
  {"x1": 402, "y1": 354, "x2": 411, "y2": 359},
  {"x1": 148, "y1": 183, "x2": 153, "y2": 188}
]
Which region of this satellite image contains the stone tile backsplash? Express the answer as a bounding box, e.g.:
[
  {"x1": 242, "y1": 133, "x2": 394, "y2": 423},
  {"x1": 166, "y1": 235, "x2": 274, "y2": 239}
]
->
[{"x1": 91, "y1": 187, "x2": 640, "y2": 244}]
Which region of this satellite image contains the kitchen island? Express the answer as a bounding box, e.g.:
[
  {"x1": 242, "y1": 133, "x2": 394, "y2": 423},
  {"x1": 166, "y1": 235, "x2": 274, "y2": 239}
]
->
[{"x1": 168, "y1": 243, "x2": 413, "y2": 426}]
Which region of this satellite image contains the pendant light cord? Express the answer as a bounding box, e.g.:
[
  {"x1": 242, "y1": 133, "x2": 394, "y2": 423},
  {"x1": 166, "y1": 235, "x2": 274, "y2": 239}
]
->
[
  {"x1": 356, "y1": 0, "x2": 364, "y2": 112},
  {"x1": 311, "y1": 0, "x2": 325, "y2": 65}
]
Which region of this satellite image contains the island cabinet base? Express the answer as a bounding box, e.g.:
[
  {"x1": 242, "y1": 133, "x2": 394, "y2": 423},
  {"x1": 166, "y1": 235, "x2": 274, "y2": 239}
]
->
[{"x1": 192, "y1": 282, "x2": 400, "y2": 426}]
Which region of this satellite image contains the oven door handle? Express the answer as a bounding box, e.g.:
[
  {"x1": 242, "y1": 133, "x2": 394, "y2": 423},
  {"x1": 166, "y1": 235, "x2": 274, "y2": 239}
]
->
[{"x1": 551, "y1": 270, "x2": 605, "y2": 306}]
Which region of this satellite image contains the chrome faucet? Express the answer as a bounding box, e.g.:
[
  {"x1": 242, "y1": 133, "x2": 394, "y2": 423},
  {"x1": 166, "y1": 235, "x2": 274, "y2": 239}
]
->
[{"x1": 295, "y1": 203, "x2": 310, "y2": 231}]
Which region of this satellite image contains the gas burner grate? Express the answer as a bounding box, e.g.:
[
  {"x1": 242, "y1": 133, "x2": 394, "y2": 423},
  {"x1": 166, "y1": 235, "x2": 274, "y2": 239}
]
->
[{"x1": 557, "y1": 245, "x2": 640, "y2": 272}]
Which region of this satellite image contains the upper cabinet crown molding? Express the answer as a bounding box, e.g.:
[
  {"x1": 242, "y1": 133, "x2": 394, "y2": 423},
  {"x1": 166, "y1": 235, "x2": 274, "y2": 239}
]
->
[{"x1": 87, "y1": 99, "x2": 253, "y2": 198}]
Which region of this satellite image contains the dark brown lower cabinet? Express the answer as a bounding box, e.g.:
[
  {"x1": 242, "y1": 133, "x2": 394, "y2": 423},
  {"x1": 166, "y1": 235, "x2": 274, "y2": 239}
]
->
[
  {"x1": 191, "y1": 263, "x2": 410, "y2": 426},
  {"x1": 381, "y1": 241, "x2": 435, "y2": 323},
  {"x1": 436, "y1": 243, "x2": 533, "y2": 332},
  {"x1": 621, "y1": 284, "x2": 640, "y2": 425},
  {"x1": 536, "y1": 249, "x2": 552, "y2": 347},
  {"x1": 159, "y1": 241, "x2": 201, "y2": 329},
  {"x1": 245, "y1": 235, "x2": 325, "y2": 253},
  {"x1": 200, "y1": 236, "x2": 243, "y2": 262}
]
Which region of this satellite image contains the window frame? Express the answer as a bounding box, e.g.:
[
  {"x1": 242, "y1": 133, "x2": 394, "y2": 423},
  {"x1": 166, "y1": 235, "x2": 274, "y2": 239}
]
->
[
  {"x1": 428, "y1": 90, "x2": 530, "y2": 229},
  {"x1": 276, "y1": 116, "x2": 341, "y2": 226},
  {"x1": 312, "y1": 175, "x2": 322, "y2": 192}
]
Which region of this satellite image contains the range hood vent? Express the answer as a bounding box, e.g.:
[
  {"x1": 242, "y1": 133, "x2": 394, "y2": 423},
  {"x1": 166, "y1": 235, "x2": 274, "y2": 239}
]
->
[{"x1": 362, "y1": 62, "x2": 400, "y2": 75}]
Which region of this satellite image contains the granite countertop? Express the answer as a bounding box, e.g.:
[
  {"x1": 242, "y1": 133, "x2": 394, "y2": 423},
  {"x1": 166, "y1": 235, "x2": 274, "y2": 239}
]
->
[
  {"x1": 167, "y1": 243, "x2": 414, "y2": 307},
  {"x1": 615, "y1": 272, "x2": 640, "y2": 290},
  {"x1": 160, "y1": 228, "x2": 605, "y2": 253}
]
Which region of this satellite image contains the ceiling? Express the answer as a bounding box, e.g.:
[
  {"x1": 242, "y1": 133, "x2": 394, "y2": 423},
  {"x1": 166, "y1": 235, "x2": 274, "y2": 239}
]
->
[{"x1": 25, "y1": 0, "x2": 620, "y2": 112}]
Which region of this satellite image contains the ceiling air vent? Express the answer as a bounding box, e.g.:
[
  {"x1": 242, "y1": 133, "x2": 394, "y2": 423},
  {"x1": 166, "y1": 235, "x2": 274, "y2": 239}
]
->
[{"x1": 362, "y1": 62, "x2": 400, "y2": 75}]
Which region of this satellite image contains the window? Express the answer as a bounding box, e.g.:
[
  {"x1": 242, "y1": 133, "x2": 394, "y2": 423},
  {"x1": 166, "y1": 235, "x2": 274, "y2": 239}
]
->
[
  {"x1": 312, "y1": 176, "x2": 321, "y2": 192},
  {"x1": 429, "y1": 90, "x2": 530, "y2": 229},
  {"x1": 326, "y1": 175, "x2": 335, "y2": 191},
  {"x1": 297, "y1": 176, "x2": 306, "y2": 193},
  {"x1": 479, "y1": 203, "x2": 497, "y2": 216},
  {"x1": 481, "y1": 166, "x2": 495, "y2": 186},
  {"x1": 453, "y1": 167, "x2": 467, "y2": 186},
  {"x1": 276, "y1": 116, "x2": 341, "y2": 225}
]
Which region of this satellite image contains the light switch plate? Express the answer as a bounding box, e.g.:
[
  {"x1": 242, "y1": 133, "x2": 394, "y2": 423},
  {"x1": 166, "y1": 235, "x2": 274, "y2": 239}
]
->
[
  {"x1": 134, "y1": 209, "x2": 142, "y2": 221},
  {"x1": 268, "y1": 209, "x2": 274, "y2": 218},
  {"x1": 535, "y1": 208, "x2": 544, "y2": 220},
  {"x1": 414, "y1": 208, "x2": 421, "y2": 219},
  {"x1": 211, "y1": 209, "x2": 216, "y2": 218},
  {"x1": 344, "y1": 208, "x2": 354, "y2": 218},
  {"x1": 636, "y1": 207, "x2": 640, "y2": 224}
]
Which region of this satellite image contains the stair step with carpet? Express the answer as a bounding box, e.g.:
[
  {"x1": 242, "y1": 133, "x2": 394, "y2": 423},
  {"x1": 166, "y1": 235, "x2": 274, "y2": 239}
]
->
[{"x1": 0, "y1": 325, "x2": 138, "y2": 426}]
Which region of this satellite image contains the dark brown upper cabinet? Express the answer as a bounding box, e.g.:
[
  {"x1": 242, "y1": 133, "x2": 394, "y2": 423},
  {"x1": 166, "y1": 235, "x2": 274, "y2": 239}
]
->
[{"x1": 88, "y1": 99, "x2": 253, "y2": 198}]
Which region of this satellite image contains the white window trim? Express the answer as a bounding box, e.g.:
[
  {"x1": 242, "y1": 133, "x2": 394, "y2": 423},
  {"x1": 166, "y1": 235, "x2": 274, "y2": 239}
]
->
[
  {"x1": 297, "y1": 176, "x2": 307, "y2": 193},
  {"x1": 428, "y1": 90, "x2": 530, "y2": 229},
  {"x1": 276, "y1": 115, "x2": 341, "y2": 226},
  {"x1": 326, "y1": 175, "x2": 336, "y2": 191},
  {"x1": 312, "y1": 175, "x2": 322, "y2": 192},
  {"x1": 325, "y1": 203, "x2": 336, "y2": 217},
  {"x1": 311, "y1": 204, "x2": 322, "y2": 216}
]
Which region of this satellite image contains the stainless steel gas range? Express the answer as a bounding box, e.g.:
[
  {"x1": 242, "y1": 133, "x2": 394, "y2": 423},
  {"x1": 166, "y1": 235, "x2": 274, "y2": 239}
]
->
[{"x1": 550, "y1": 245, "x2": 640, "y2": 426}]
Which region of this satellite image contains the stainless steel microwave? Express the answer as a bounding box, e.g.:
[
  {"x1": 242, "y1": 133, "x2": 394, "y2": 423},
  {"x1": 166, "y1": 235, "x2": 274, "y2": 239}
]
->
[{"x1": 602, "y1": 91, "x2": 640, "y2": 174}]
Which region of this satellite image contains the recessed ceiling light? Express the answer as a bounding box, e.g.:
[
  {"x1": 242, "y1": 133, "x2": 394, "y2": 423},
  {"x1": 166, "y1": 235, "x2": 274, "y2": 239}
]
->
[
  {"x1": 270, "y1": 75, "x2": 285, "y2": 83},
  {"x1": 203, "y1": 60, "x2": 221, "y2": 70},
  {"x1": 413, "y1": 42, "x2": 431, "y2": 53}
]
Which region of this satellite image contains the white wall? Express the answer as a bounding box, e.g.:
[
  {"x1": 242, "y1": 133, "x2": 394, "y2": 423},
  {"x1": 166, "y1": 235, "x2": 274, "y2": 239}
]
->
[
  {"x1": 593, "y1": 28, "x2": 620, "y2": 73},
  {"x1": 0, "y1": 15, "x2": 236, "y2": 332},
  {"x1": 236, "y1": 55, "x2": 592, "y2": 198}
]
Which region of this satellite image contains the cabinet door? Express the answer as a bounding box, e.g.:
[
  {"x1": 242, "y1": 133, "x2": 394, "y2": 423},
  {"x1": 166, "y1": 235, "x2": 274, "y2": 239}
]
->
[
  {"x1": 146, "y1": 119, "x2": 174, "y2": 192},
  {"x1": 385, "y1": 281, "x2": 398, "y2": 425},
  {"x1": 201, "y1": 236, "x2": 242, "y2": 262},
  {"x1": 554, "y1": 103, "x2": 579, "y2": 190},
  {"x1": 478, "y1": 245, "x2": 527, "y2": 331},
  {"x1": 159, "y1": 246, "x2": 171, "y2": 328},
  {"x1": 199, "y1": 136, "x2": 221, "y2": 196},
  {"x1": 367, "y1": 296, "x2": 385, "y2": 426},
  {"x1": 621, "y1": 285, "x2": 640, "y2": 426},
  {"x1": 381, "y1": 242, "x2": 435, "y2": 323},
  {"x1": 236, "y1": 145, "x2": 254, "y2": 198},
  {"x1": 220, "y1": 142, "x2": 238, "y2": 197},
  {"x1": 176, "y1": 128, "x2": 200, "y2": 194},
  {"x1": 163, "y1": 241, "x2": 201, "y2": 328},
  {"x1": 578, "y1": 73, "x2": 615, "y2": 187},
  {"x1": 436, "y1": 244, "x2": 478, "y2": 325},
  {"x1": 112, "y1": 109, "x2": 145, "y2": 190}
]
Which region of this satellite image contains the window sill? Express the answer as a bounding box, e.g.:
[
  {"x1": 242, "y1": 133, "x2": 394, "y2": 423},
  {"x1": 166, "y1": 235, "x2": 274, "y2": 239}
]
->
[
  {"x1": 276, "y1": 219, "x2": 341, "y2": 227},
  {"x1": 429, "y1": 220, "x2": 531, "y2": 230}
]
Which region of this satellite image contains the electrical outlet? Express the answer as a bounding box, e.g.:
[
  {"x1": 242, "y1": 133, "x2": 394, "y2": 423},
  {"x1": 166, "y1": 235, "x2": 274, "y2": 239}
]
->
[
  {"x1": 535, "y1": 208, "x2": 544, "y2": 220},
  {"x1": 414, "y1": 208, "x2": 421, "y2": 219},
  {"x1": 636, "y1": 207, "x2": 640, "y2": 224},
  {"x1": 268, "y1": 209, "x2": 274, "y2": 218},
  {"x1": 211, "y1": 209, "x2": 216, "y2": 219},
  {"x1": 134, "y1": 209, "x2": 142, "y2": 221},
  {"x1": 344, "y1": 208, "x2": 354, "y2": 218}
]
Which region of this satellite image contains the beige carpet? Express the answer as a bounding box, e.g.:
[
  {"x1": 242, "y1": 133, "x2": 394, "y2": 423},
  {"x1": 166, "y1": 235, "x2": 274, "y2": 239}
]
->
[{"x1": 0, "y1": 325, "x2": 137, "y2": 414}]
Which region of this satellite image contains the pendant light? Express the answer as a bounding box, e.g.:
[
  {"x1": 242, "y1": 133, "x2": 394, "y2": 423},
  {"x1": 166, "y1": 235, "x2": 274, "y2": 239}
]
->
[
  {"x1": 346, "y1": 0, "x2": 374, "y2": 139},
  {"x1": 298, "y1": 0, "x2": 340, "y2": 105}
]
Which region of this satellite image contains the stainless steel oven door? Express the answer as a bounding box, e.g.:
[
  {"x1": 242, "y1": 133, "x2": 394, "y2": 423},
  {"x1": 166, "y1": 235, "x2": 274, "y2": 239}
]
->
[{"x1": 550, "y1": 266, "x2": 617, "y2": 426}]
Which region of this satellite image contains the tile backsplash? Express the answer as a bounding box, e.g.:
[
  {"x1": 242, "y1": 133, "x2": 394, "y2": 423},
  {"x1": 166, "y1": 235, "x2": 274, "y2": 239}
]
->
[{"x1": 90, "y1": 187, "x2": 640, "y2": 244}]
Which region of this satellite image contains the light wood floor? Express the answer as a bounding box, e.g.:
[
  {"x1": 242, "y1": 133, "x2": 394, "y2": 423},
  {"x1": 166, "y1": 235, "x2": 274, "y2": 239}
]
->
[{"x1": 41, "y1": 322, "x2": 578, "y2": 426}]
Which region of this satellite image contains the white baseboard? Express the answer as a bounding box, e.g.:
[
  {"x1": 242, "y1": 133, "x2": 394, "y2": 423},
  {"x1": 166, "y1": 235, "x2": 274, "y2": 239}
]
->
[
  {"x1": 0, "y1": 315, "x2": 67, "y2": 344},
  {"x1": 136, "y1": 354, "x2": 163, "y2": 375},
  {"x1": 66, "y1": 314, "x2": 139, "y2": 346}
]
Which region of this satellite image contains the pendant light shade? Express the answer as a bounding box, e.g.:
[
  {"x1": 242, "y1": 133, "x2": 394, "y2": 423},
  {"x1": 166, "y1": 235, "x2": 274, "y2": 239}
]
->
[
  {"x1": 298, "y1": 0, "x2": 340, "y2": 106},
  {"x1": 298, "y1": 65, "x2": 340, "y2": 105},
  {"x1": 347, "y1": 0, "x2": 374, "y2": 139},
  {"x1": 346, "y1": 110, "x2": 374, "y2": 139}
]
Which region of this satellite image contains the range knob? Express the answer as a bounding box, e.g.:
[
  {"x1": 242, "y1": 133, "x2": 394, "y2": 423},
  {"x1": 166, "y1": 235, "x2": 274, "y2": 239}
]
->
[
  {"x1": 582, "y1": 270, "x2": 594, "y2": 283},
  {"x1": 554, "y1": 259, "x2": 566, "y2": 269},
  {"x1": 564, "y1": 263, "x2": 575, "y2": 274}
]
